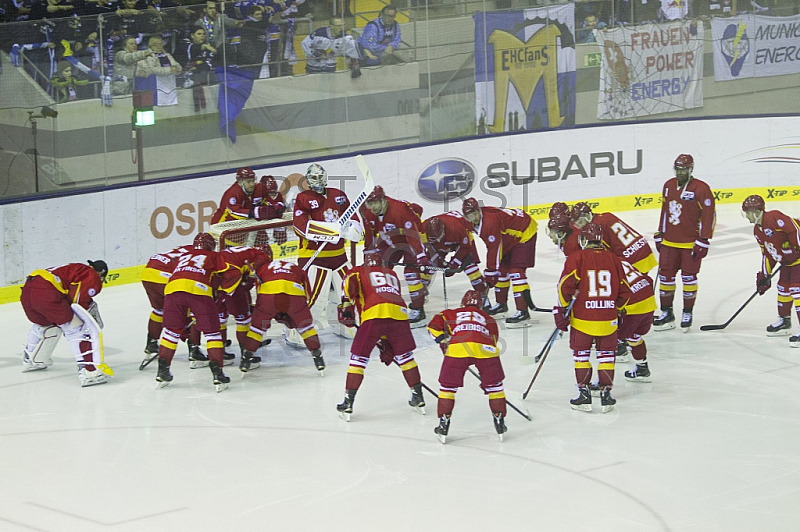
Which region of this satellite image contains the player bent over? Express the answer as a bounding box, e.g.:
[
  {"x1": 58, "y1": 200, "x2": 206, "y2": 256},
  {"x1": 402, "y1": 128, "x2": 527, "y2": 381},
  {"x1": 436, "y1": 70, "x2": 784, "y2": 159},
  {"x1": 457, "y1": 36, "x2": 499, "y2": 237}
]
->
[
  {"x1": 423, "y1": 213, "x2": 488, "y2": 301},
  {"x1": 239, "y1": 248, "x2": 325, "y2": 375},
  {"x1": 155, "y1": 233, "x2": 238, "y2": 392},
  {"x1": 742, "y1": 195, "x2": 800, "y2": 346},
  {"x1": 554, "y1": 223, "x2": 632, "y2": 412},
  {"x1": 20, "y1": 260, "x2": 111, "y2": 387},
  {"x1": 335, "y1": 252, "x2": 426, "y2": 421},
  {"x1": 427, "y1": 290, "x2": 507, "y2": 443},
  {"x1": 653, "y1": 154, "x2": 716, "y2": 331},
  {"x1": 617, "y1": 262, "x2": 657, "y2": 382}
]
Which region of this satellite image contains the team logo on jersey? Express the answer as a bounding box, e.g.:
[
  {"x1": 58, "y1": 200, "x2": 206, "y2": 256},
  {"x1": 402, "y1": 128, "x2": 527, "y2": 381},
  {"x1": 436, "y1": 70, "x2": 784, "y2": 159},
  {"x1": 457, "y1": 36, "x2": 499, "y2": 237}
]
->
[
  {"x1": 405, "y1": 221, "x2": 413, "y2": 229},
  {"x1": 229, "y1": 197, "x2": 237, "y2": 205},
  {"x1": 704, "y1": 198, "x2": 711, "y2": 207},
  {"x1": 417, "y1": 159, "x2": 476, "y2": 203},
  {"x1": 295, "y1": 210, "x2": 303, "y2": 217},
  {"x1": 764, "y1": 228, "x2": 773, "y2": 237},
  {"x1": 88, "y1": 288, "x2": 97, "y2": 296},
  {"x1": 488, "y1": 235, "x2": 496, "y2": 243},
  {"x1": 681, "y1": 191, "x2": 695, "y2": 201},
  {"x1": 324, "y1": 208, "x2": 338, "y2": 222},
  {"x1": 777, "y1": 219, "x2": 785, "y2": 228},
  {"x1": 335, "y1": 195, "x2": 346, "y2": 205},
  {"x1": 384, "y1": 223, "x2": 396, "y2": 232}
]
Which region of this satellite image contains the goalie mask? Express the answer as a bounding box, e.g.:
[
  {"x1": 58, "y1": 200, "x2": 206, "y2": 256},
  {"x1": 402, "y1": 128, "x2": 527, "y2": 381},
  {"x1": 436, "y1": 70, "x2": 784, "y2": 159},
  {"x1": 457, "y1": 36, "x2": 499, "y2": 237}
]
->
[
  {"x1": 674, "y1": 154, "x2": 694, "y2": 185},
  {"x1": 462, "y1": 197, "x2": 481, "y2": 227},
  {"x1": 569, "y1": 202, "x2": 593, "y2": 228},
  {"x1": 194, "y1": 232, "x2": 216, "y2": 251},
  {"x1": 578, "y1": 223, "x2": 603, "y2": 249},
  {"x1": 365, "y1": 186, "x2": 387, "y2": 216},
  {"x1": 87, "y1": 260, "x2": 109, "y2": 282},
  {"x1": 306, "y1": 163, "x2": 327, "y2": 194},
  {"x1": 742, "y1": 194, "x2": 765, "y2": 224}
]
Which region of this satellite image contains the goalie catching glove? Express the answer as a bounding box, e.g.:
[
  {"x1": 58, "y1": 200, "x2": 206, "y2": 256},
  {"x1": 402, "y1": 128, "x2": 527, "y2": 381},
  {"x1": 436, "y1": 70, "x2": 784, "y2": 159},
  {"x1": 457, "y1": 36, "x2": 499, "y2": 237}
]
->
[
  {"x1": 756, "y1": 272, "x2": 771, "y2": 295},
  {"x1": 337, "y1": 302, "x2": 356, "y2": 327}
]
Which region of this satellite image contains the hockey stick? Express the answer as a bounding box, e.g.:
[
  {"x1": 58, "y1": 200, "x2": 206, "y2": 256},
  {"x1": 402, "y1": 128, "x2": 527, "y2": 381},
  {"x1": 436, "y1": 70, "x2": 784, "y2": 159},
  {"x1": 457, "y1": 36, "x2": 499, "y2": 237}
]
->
[
  {"x1": 388, "y1": 261, "x2": 458, "y2": 274},
  {"x1": 699, "y1": 266, "x2": 782, "y2": 331},
  {"x1": 522, "y1": 300, "x2": 575, "y2": 400},
  {"x1": 466, "y1": 367, "x2": 532, "y2": 421},
  {"x1": 522, "y1": 289, "x2": 552, "y2": 313}
]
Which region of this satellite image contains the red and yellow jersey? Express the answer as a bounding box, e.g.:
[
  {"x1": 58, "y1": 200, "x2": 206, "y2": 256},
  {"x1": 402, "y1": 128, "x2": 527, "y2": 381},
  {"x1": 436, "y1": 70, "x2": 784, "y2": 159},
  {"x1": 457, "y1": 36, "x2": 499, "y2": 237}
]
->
[
  {"x1": 292, "y1": 187, "x2": 351, "y2": 259},
  {"x1": 254, "y1": 259, "x2": 310, "y2": 298},
  {"x1": 343, "y1": 265, "x2": 408, "y2": 322},
  {"x1": 362, "y1": 197, "x2": 426, "y2": 257},
  {"x1": 754, "y1": 210, "x2": 800, "y2": 275},
  {"x1": 592, "y1": 212, "x2": 657, "y2": 273},
  {"x1": 423, "y1": 211, "x2": 478, "y2": 265},
  {"x1": 427, "y1": 306, "x2": 499, "y2": 359},
  {"x1": 559, "y1": 226, "x2": 581, "y2": 258},
  {"x1": 657, "y1": 177, "x2": 716, "y2": 247},
  {"x1": 618, "y1": 261, "x2": 657, "y2": 316},
  {"x1": 165, "y1": 249, "x2": 232, "y2": 298},
  {"x1": 475, "y1": 207, "x2": 538, "y2": 271},
  {"x1": 28, "y1": 263, "x2": 103, "y2": 309},
  {"x1": 141, "y1": 245, "x2": 191, "y2": 285},
  {"x1": 252, "y1": 185, "x2": 285, "y2": 208},
  {"x1": 557, "y1": 248, "x2": 632, "y2": 336},
  {"x1": 211, "y1": 182, "x2": 254, "y2": 225}
]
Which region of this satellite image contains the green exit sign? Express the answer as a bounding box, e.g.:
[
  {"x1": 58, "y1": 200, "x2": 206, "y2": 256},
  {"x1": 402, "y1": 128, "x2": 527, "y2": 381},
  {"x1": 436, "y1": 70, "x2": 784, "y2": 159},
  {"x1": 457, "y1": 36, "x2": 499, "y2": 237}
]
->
[{"x1": 584, "y1": 53, "x2": 602, "y2": 67}]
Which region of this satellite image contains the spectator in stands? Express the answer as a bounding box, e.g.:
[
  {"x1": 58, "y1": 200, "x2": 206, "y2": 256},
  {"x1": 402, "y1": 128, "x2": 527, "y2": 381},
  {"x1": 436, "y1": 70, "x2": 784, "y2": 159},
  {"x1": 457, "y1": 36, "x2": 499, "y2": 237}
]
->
[
  {"x1": 136, "y1": 35, "x2": 182, "y2": 105},
  {"x1": 46, "y1": 0, "x2": 77, "y2": 17},
  {"x1": 194, "y1": 0, "x2": 242, "y2": 49},
  {"x1": 357, "y1": 4, "x2": 402, "y2": 67},
  {"x1": 302, "y1": 17, "x2": 362, "y2": 76},
  {"x1": 184, "y1": 25, "x2": 217, "y2": 86},
  {"x1": 112, "y1": 35, "x2": 153, "y2": 95},
  {"x1": 236, "y1": 4, "x2": 271, "y2": 78},
  {"x1": 578, "y1": 13, "x2": 606, "y2": 43},
  {"x1": 51, "y1": 60, "x2": 89, "y2": 102}
]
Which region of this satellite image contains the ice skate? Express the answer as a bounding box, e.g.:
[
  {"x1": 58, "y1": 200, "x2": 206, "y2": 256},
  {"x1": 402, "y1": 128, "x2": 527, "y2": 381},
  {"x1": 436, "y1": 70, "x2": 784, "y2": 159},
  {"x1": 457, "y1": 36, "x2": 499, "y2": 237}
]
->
[
  {"x1": 767, "y1": 316, "x2": 792, "y2": 337},
  {"x1": 239, "y1": 349, "x2": 261, "y2": 374},
  {"x1": 22, "y1": 352, "x2": 51, "y2": 373},
  {"x1": 311, "y1": 349, "x2": 325, "y2": 376},
  {"x1": 616, "y1": 340, "x2": 629, "y2": 361},
  {"x1": 408, "y1": 308, "x2": 426, "y2": 329},
  {"x1": 588, "y1": 381, "x2": 602, "y2": 397},
  {"x1": 485, "y1": 302, "x2": 508, "y2": 316},
  {"x1": 78, "y1": 368, "x2": 108, "y2": 388},
  {"x1": 156, "y1": 358, "x2": 173, "y2": 388},
  {"x1": 188, "y1": 342, "x2": 209, "y2": 369},
  {"x1": 570, "y1": 386, "x2": 592, "y2": 412},
  {"x1": 139, "y1": 335, "x2": 159, "y2": 370},
  {"x1": 505, "y1": 309, "x2": 531, "y2": 329},
  {"x1": 493, "y1": 412, "x2": 507, "y2": 442},
  {"x1": 653, "y1": 308, "x2": 676, "y2": 331},
  {"x1": 790, "y1": 333, "x2": 800, "y2": 348},
  {"x1": 600, "y1": 387, "x2": 616, "y2": 413},
  {"x1": 222, "y1": 347, "x2": 236, "y2": 366},
  {"x1": 408, "y1": 383, "x2": 426, "y2": 415},
  {"x1": 680, "y1": 311, "x2": 693, "y2": 332},
  {"x1": 337, "y1": 390, "x2": 356, "y2": 421},
  {"x1": 434, "y1": 414, "x2": 450, "y2": 444},
  {"x1": 209, "y1": 361, "x2": 230, "y2": 392},
  {"x1": 624, "y1": 362, "x2": 652, "y2": 383}
]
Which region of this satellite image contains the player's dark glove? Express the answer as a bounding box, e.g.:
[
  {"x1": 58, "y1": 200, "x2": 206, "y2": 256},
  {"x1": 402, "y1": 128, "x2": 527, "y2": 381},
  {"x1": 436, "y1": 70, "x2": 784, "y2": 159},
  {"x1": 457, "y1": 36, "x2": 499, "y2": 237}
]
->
[
  {"x1": 445, "y1": 258, "x2": 461, "y2": 277},
  {"x1": 653, "y1": 233, "x2": 663, "y2": 253},
  {"x1": 756, "y1": 272, "x2": 771, "y2": 295},
  {"x1": 484, "y1": 270, "x2": 500, "y2": 287},
  {"x1": 377, "y1": 338, "x2": 394, "y2": 366},
  {"x1": 553, "y1": 305, "x2": 570, "y2": 331},
  {"x1": 434, "y1": 334, "x2": 450, "y2": 355},
  {"x1": 337, "y1": 303, "x2": 356, "y2": 327},
  {"x1": 692, "y1": 238, "x2": 710, "y2": 260},
  {"x1": 416, "y1": 254, "x2": 432, "y2": 274}
]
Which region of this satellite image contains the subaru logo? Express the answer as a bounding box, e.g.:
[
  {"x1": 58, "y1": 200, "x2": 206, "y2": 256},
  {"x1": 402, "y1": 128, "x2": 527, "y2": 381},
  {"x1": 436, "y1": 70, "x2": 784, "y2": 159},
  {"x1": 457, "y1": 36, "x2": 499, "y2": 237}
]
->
[{"x1": 417, "y1": 159, "x2": 476, "y2": 203}]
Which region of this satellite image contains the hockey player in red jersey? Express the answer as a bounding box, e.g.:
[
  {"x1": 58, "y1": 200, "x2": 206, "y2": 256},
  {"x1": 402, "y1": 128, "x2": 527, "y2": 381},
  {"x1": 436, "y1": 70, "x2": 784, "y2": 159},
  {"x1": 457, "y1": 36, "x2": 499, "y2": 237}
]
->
[
  {"x1": 546, "y1": 213, "x2": 581, "y2": 257},
  {"x1": 155, "y1": 232, "x2": 238, "y2": 392},
  {"x1": 239, "y1": 247, "x2": 325, "y2": 374},
  {"x1": 427, "y1": 289, "x2": 506, "y2": 443},
  {"x1": 461, "y1": 197, "x2": 538, "y2": 327},
  {"x1": 210, "y1": 167, "x2": 257, "y2": 225},
  {"x1": 654, "y1": 154, "x2": 716, "y2": 331},
  {"x1": 554, "y1": 223, "x2": 632, "y2": 412},
  {"x1": 742, "y1": 194, "x2": 800, "y2": 346},
  {"x1": 252, "y1": 174, "x2": 288, "y2": 244},
  {"x1": 335, "y1": 252, "x2": 426, "y2": 421},
  {"x1": 292, "y1": 163, "x2": 363, "y2": 339},
  {"x1": 617, "y1": 261, "x2": 657, "y2": 382},
  {"x1": 569, "y1": 202, "x2": 657, "y2": 274},
  {"x1": 423, "y1": 213, "x2": 488, "y2": 297},
  {"x1": 20, "y1": 260, "x2": 111, "y2": 387},
  {"x1": 361, "y1": 185, "x2": 431, "y2": 327}
]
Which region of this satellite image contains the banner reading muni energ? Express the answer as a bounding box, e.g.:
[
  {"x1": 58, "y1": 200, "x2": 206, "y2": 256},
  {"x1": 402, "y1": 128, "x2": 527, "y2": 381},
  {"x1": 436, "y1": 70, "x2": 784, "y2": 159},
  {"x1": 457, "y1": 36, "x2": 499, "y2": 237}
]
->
[
  {"x1": 712, "y1": 14, "x2": 800, "y2": 81},
  {"x1": 474, "y1": 5, "x2": 576, "y2": 135}
]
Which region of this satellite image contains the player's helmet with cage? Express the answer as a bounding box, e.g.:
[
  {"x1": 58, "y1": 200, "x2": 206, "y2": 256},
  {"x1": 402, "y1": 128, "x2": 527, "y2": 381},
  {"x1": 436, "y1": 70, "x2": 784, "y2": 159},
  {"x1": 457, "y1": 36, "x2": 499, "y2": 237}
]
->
[
  {"x1": 255, "y1": 243, "x2": 273, "y2": 263},
  {"x1": 306, "y1": 163, "x2": 327, "y2": 194},
  {"x1": 366, "y1": 186, "x2": 387, "y2": 216},
  {"x1": 250, "y1": 244, "x2": 273, "y2": 272},
  {"x1": 674, "y1": 154, "x2": 694, "y2": 183},
  {"x1": 461, "y1": 289, "x2": 483, "y2": 309},
  {"x1": 462, "y1": 197, "x2": 482, "y2": 226},
  {"x1": 364, "y1": 251, "x2": 383, "y2": 267},
  {"x1": 425, "y1": 217, "x2": 446, "y2": 243},
  {"x1": 193, "y1": 232, "x2": 216, "y2": 251},
  {"x1": 742, "y1": 194, "x2": 766, "y2": 224},
  {"x1": 546, "y1": 214, "x2": 572, "y2": 245},
  {"x1": 578, "y1": 223, "x2": 603, "y2": 249},
  {"x1": 569, "y1": 202, "x2": 593, "y2": 227},
  {"x1": 87, "y1": 260, "x2": 109, "y2": 282},
  {"x1": 260, "y1": 175, "x2": 278, "y2": 194},
  {"x1": 549, "y1": 201, "x2": 570, "y2": 220}
]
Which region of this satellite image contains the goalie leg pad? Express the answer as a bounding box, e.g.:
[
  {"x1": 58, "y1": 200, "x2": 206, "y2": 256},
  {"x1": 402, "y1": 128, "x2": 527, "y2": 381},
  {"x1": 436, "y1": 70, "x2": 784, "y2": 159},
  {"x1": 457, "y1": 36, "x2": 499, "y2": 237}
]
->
[
  {"x1": 23, "y1": 325, "x2": 60, "y2": 372},
  {"x1": 65, "y1": 305, "x2": 113, "y2": 376}
]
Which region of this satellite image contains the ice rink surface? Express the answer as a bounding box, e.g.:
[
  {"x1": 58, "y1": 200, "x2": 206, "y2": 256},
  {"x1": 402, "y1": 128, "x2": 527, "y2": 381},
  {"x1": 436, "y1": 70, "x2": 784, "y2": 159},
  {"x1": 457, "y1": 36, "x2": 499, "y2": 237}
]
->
[{"x1": 2, "y1": 202, "x2": 799, "y2": 531}]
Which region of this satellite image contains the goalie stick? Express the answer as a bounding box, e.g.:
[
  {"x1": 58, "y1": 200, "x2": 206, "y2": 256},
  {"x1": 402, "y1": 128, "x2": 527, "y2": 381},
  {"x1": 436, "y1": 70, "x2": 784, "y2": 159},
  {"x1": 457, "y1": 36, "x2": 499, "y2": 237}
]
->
[
  {"x1": 522, "y1": 299, "x2": 575, "y2": 399},
  {"x1": 699, "y1": 266, "x2": 782, "y2": 331},
  {"x1": 466, "y1": 367, "x2": 532, "y2": 421},
  {"x1": 302, "y1": 154, "x2": 374, "y2": 272}
]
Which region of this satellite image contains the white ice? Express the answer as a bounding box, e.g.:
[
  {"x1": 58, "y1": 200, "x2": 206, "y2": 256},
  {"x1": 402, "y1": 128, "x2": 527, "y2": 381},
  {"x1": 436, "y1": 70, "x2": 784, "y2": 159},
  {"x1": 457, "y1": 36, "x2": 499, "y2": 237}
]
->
[{"x1": 1, "y1": 202, "x2": 799, "y2": 531}]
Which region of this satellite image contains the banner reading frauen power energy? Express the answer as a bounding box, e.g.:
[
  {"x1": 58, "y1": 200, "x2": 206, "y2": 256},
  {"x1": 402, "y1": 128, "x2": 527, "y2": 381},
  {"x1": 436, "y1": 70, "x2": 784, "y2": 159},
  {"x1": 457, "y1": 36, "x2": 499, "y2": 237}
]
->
[
  {"x1": 474, "y1": 5, "x2": 576, "y2": 135},
  {"x1": 712, "y1": 14, "x2": 800, "y2": 81},
  {"x1": 596, "y1": 21, "x2": 704, "y2": 120}
]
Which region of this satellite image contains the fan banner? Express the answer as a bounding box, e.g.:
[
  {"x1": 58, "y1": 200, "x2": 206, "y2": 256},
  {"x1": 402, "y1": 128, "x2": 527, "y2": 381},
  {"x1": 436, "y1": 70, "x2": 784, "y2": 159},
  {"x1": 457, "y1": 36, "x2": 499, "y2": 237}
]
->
[
  {"x1": 474, "y1": 5, "x2": 576, "y2": 135},
  {"x1": 712, "y1": 14, "x2": 800, "y2": 81},
  {"x1": 596, "y1": 20, "x2": 704, "y2": 120}
]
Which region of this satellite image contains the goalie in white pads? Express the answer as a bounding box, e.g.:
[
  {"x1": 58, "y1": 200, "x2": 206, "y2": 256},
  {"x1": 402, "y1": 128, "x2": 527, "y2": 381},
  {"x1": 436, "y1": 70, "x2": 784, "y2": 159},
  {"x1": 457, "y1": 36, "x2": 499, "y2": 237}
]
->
[{"x1": 20, "y1": 260, "x2": 112, "y2": 387}]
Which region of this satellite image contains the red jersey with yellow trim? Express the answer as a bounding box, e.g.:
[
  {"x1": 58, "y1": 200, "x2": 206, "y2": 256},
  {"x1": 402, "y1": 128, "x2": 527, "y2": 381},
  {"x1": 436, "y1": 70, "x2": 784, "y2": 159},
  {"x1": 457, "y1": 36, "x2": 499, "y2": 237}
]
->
[
  {"x1": 362, "y1": 197, "x2": 426, "y2": 256},
  {"x1": 754, "y1": 210, "x2": 800, "y2": 275},
  {"x1": 293, "y1": 187, "x2": 351, "y2": 259},
  {"x1": 657, "y1": 177, "x2": 716, "y2": 248},
  {"x1": 141, "y1": 246, "x2": 191, "y2": 285},
  {"x1": 211, "y1": 182, "x2": 254, "y2": 225},
  {"x1": 427, "y1": 307, "x2": 499, "y2": 359},
  {"x1": 559, "y1": 226, "x2": 581, "y2": 258},
  {"x1": 592, "y1": 212, "x2": 657, "y2": 273},
  {"x1": 423, "y1": 211, "x2": 478, "y2": 264},
  {"x1": 557, "y1": 248, "x2": 632, "y2": 336},
  {"x1": 619, "y1": 261, "x2": 657, "y2": 316},
  {"x1": 28, "y1": 263, "x2": 103, "y2": 308},
  {"x1": 252, "y1": 184, "x2": 285, "y2": 208},
  {"x1": 475, "y1": 207, "x2": 538, "y2": 270},
  {"x1": 165, "y1": 249, "x2": 232, "y2": 298},
  {"x1": 255, "y1": 259, "x2": 310, "y2": 298},
  {"x1": 343, "y1": 265, "x2": 408, "y2": 322},
  {"x1": 220, "y1": 246, "x2": 266, "y2": 273}
]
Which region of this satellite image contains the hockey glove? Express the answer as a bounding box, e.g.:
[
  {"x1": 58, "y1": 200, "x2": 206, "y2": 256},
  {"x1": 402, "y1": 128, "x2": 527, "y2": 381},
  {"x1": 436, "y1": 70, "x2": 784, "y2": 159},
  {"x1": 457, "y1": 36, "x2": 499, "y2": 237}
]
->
[
  {"x1": 254, "y1": 204, "x2": 278, "y2": 220},
  {"x1": 445, "y1": 258, "x2": 462, "y2": 277},
  {"x1": 553, "y1": 306, "x2": 570, "y2": 331},
  {"x1": 434, "y1": 334, "x2": 450, "y2": 355},
  {"x1": 653, "y1": 233, "x2": 663, "y2": 253},
  {"x1": 377, "y1": 338, "x2": 395, "y2": 366},
  {"x1": 484, "y1": 270, "x2": 500, "y2": 287},
  {"x1": 756, "y1": 272, "x2": 771, "y2": 295},
  {"x1": 692, "y1": 238, "x2": 710, "y2": 260},
  {"x1": 337, "y1": 302, "x2": 356, "y2": 327},
  {"x1": 416, "y1": 254, "x2": 432, "y2": 273}
]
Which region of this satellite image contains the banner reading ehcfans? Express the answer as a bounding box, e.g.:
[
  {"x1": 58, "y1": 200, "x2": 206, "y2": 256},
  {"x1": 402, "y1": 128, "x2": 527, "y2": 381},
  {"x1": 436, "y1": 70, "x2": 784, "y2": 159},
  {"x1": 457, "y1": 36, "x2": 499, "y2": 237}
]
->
[
  {"x1": 712, "y1": 14, "x2": 800, "y2": 81},
  {"x1": 596, "y1": 21, "x2": 704, "y2": 120},
  {"x1": 474, "y1": 5, "x2": 576, "y2": 134}
]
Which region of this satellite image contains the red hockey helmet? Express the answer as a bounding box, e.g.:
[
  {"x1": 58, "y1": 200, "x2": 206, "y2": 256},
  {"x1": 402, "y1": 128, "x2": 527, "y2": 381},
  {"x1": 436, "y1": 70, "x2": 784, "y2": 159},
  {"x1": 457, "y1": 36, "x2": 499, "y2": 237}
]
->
[
  {"x1": 255, "y1": 242, "x2": 273, "y2": 263},
  {"x1": 461, "y1": 289, "x2": 483, "y2": 308},
  {"x1": 569, "y1": 202, "x2": 593, "y2": 224},
  {"x1": 742, "y1": 194, "x2": 765, "y2": 213},
  {"x1": 236, "y1": 167, "x2": 256, "y2": 181},
  {"x1": 364, "y1": 251, "x2": 383, "y2": 267},
  {"x1": 674, "y1": 153, "x2": 694, "y2": 171},
  {"x1": 549, "y1": 201, "x2": 570, "y2": 220},
  {"x1": 425, "y1": 217, "x2": 446, "y2": 243},
  {"x1": 193, "y1": 232, "x2": 216, "y2": 251},
  {"x1": 366, "y1": 186, "x2": 387, "y2": 215},
  {"x1": 462, "y1": 197, "x2": 481, "y2": 226},
  {"x1": 579, "y1": 222, "x2": 603, "y2": 244},
  {"x1": 260, "y1": 175, "x2": 278, "y2": 193},
  {"x1": 547, "y1": 214, "x2": 571, "y2": 245},
  {"x1": 367, "y1": 185, "x2": 386, "y2": 204}
]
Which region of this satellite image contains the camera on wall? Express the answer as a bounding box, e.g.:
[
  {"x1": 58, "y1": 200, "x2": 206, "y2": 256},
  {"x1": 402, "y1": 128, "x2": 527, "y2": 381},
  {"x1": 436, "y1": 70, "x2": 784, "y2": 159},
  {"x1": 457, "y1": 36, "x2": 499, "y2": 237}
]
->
[{"x1": 30, "y1": 106, "x2": 59, "y2": 119}]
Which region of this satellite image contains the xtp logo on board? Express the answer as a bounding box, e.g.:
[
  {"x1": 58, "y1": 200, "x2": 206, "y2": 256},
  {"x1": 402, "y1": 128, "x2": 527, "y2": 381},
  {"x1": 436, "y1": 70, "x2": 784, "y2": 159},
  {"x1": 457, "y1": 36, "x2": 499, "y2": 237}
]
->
[
  {"x1": 417, "y1": 159, "x2": 476, "y2": 202},
  {"x1": 713, "y1": 191, "x2": 733, "y2": 201},
  {"x1": 635, "y1": 196, "x2": 654, "y2": 207},
  {"x1": 767, "y1": 189, "x2": 787, "y2": 199}
]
